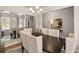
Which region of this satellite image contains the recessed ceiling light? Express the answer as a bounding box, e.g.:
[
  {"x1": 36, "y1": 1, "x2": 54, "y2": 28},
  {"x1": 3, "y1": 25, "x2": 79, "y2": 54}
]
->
[{"x1": 1, "y1": 10, "x2": 10, "y2": 13}]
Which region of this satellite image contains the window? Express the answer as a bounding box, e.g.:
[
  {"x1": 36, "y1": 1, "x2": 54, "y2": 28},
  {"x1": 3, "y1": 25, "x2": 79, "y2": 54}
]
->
[{"x1": 1, "y1": 17, "x2": 10, "y2": 31}]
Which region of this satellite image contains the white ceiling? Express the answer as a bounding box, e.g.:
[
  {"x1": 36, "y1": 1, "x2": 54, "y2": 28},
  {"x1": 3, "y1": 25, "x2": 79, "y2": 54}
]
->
[
  {"x1": 0, "y1": 6, "x2": 70, "y2": 15},
  {"x1": 24, "y1": 6, "x2": 70, "y2": 13},
  {"x1": 0, "y1": 6, "x2": 31, "y2": 15},
  {"x1": 41, "y1": 6, "x2": 70, "y2": 13}
]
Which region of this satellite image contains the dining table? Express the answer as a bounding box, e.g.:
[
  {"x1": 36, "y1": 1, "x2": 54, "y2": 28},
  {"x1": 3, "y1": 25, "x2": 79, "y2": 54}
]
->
[{"x1": 32, "y1": 32, "x2": 65, "y2": 53}]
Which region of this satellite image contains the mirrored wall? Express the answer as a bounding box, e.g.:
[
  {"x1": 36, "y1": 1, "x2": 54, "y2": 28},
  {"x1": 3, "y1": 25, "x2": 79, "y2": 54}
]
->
[{"x1": 0, "y1": 10, "x2": 34, "y2": 42}]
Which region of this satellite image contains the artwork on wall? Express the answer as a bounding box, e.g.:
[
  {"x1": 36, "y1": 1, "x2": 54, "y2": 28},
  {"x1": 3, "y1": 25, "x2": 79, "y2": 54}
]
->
[{"x1": 50, "y1": 18, "x2": 62, "y2": 30}]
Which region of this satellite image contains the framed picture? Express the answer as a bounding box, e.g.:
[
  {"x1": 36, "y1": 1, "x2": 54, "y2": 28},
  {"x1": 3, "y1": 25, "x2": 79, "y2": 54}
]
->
[{"x1": 51, "y1": 18, "x2": 62, "y2": 30}]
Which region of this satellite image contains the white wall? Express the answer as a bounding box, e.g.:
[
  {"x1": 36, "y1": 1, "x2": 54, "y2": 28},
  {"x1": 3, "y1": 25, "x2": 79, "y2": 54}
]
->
[
  {"x1": 42, "y1": 7, "x2": 74, "y2": 37},
  {"x1": 67, "y1": 6, "x2": 79, "y2": 53},
  {"x1": 42, "y1": 6, "x2": 70, "y2": 13},
  {"x1": 74, "y1": 6, "x2": 79, "y2": 52}
]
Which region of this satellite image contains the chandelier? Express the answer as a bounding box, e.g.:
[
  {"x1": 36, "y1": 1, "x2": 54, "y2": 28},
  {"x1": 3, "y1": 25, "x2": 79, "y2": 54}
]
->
[{"x1": 29, "y1": 6, "x2": 43, "y2": 14}]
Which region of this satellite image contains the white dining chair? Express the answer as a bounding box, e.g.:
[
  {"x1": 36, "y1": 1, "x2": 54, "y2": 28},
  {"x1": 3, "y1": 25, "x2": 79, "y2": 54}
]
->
[
  {"x1": 49, "y1": 29, "x2": 59, "y2": 37},
  {"x1": 41, "y1": 28, "x2": 49, "y2": 35},
  {"x1": 24, "y1": 28, "x2": 32, "y2": 35},
  {"x1": 20, "y1": 31, "x2": 29, "y2": 52}
]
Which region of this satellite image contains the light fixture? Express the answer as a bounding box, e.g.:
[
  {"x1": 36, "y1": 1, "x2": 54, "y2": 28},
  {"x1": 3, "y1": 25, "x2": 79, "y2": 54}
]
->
[
  {"x1": 3, "y1": 11, "x2": 10, "y2": 13},
  {"x1": 29, "y1": 8, "x2": 33, "y2": 11},
  {"x1": 32, "y1": 10, "x2": 35, "y2": 13},
  {"x1": 39, "y1": 8, "x2": 43, "y2": 11},
  {"x1": 37, "y1": 11, "x2": 40, "y2": 13},
  {"x1": 29, "y1": 6, "x2": 43, "y2": 14},
  {"x1": 1, "y1": 10, "x2": 10, "y2": 13},
  {"x1": 35, "y1": 6, "x2": 39, "y2": 9}
]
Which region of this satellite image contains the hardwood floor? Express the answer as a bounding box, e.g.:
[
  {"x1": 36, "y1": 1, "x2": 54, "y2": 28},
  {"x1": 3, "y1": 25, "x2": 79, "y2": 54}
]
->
[
  {"x1": 5, "y1": 43, "x2": 21, "y2": 52},
  {"x1": 0, "y1": 40, "x2": 21, "y2": 53},
  {"x1": 0, "y1": 43, "x2": 4, "y2": 53}
]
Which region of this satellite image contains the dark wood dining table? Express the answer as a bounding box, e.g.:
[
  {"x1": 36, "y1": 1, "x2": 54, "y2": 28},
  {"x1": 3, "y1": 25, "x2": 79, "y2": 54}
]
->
[{"x1": 32, "y1": 32, "x2": 65, "y2": 53}]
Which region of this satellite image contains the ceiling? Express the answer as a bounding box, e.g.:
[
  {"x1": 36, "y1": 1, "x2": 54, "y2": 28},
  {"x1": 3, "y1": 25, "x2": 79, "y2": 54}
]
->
[
  {"x1": 24, "y1": 6, "x2": 70, "y2": 13},
  {"x1": 0, "y1": 6, "x2": 70, "y2": 15}
]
